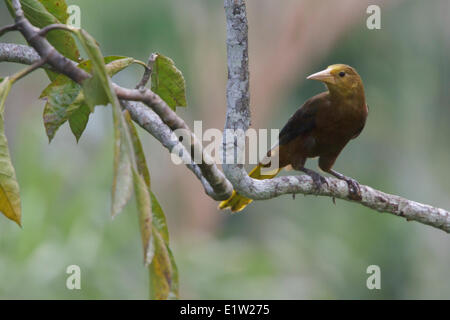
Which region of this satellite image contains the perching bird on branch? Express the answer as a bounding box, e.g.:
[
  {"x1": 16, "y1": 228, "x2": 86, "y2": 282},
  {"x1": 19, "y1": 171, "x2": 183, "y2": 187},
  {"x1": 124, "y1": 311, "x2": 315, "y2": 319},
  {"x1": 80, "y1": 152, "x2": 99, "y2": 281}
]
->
[{"x1": 219, "y1": 64, "x2": 368, "y2": 212}]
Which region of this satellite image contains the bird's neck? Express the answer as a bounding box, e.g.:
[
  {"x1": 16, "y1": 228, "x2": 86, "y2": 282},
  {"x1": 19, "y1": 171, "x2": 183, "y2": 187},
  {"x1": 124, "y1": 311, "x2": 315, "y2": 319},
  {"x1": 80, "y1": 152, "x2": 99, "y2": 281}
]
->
[{"x1": 327, "y1": 83, "x2": 365, "y2": 108}]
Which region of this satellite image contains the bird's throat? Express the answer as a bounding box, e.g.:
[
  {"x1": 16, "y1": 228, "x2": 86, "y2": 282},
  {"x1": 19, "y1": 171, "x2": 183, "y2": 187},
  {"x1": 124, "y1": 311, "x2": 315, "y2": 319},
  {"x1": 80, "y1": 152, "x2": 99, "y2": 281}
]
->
[{"x1": 327, "y1": 84, "x2": 365, "y2": 112}]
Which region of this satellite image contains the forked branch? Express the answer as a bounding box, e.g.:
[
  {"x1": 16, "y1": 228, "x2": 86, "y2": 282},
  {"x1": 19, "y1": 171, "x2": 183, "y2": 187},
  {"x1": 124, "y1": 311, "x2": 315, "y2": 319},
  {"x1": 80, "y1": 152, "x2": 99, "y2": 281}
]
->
[
  {"x1": 0, "y1": 0, "x2": 448, "y2": 232},
  {"x1": 221, "y1": 0, "x2": 450, "y2": 233}
]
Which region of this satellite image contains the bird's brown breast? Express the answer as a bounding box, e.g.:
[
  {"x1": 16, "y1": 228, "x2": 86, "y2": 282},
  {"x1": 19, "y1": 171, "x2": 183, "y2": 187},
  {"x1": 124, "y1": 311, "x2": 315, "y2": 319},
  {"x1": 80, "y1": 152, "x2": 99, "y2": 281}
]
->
[{"x1": 310, "y1": 96, "x2": 367, "y2": 157}]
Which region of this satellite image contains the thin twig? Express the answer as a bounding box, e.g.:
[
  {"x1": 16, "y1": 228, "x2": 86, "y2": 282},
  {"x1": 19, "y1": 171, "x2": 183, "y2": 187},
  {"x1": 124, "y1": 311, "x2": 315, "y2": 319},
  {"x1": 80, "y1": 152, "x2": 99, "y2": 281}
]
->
[
  {"x1": 135, "y1": 53, "x2": 157, "y2": 90},
  {"x1": 10, "y1": 58, "x2": 46, "y2": 83},
  {"x1": 0, "y1": 24, "x2": 17, "y2": 38}
]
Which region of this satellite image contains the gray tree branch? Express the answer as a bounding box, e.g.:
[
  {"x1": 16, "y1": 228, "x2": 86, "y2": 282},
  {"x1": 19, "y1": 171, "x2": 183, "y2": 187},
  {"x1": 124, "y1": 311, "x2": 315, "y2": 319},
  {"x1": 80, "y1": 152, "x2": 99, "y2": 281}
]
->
[
  {"x1": 0, "y1": 42, "x2": 43, "y2": 66},
  {"x1": 0, "y1": 41, "x2": 232, "y2": 200},
  {"x1": 222, "y1": 0, "x2": 450, "y2": 233},
  {"x1": 113, "y1": 84, "x2": 233, "y2": 200},
  {"x1": 0, "y1": 0, "x2": 232, "y2": 200},
  {"x1": 121, "y1": 100, "x2": 223, "y2": 199}
]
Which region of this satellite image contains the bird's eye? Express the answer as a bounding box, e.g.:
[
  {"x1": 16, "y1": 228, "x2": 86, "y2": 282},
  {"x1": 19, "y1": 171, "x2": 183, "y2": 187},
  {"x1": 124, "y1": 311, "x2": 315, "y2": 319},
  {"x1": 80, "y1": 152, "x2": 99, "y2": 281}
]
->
[{"x1": 339, "y1": 71, "x2": 346, "y2": 77}]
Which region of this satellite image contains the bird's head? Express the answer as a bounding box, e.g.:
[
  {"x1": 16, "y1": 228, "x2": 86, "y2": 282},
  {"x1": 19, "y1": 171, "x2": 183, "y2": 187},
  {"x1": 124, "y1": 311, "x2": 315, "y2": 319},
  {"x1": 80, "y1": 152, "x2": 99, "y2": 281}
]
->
[{"x1": 307, "y1": 64, "x2": 363, "y2": 96}]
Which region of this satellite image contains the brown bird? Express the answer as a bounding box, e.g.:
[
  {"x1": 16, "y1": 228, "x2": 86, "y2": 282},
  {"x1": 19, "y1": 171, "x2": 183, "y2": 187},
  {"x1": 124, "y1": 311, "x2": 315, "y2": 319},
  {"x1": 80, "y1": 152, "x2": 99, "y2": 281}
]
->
[{"x1": 219, "y1": 64, "x2": 368, "y2": 212}]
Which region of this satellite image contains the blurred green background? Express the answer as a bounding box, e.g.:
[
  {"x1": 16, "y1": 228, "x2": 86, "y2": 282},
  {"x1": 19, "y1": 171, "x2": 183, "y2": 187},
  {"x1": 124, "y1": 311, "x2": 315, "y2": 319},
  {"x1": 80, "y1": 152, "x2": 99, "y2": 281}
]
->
[{"x1": 0, "y1": 0, "x2": 449, "y2": 299}]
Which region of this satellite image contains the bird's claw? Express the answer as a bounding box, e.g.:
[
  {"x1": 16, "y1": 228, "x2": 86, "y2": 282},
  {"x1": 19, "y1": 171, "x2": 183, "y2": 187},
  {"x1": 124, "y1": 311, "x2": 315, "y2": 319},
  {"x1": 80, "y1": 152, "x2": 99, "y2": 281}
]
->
[
  {"x1": 309, "y1": 172, "x2": 328, "y2": 194},
  {"x1": 345, "y1": 178, "x2": 362, "y2": 200}
]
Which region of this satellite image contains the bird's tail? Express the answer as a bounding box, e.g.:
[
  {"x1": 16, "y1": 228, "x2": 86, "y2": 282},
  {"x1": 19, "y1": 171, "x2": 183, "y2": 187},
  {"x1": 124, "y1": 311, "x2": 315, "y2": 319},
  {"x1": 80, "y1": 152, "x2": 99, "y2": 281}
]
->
[{"x1": 218, "y1": 164, "x2": 282, "y2": 213}]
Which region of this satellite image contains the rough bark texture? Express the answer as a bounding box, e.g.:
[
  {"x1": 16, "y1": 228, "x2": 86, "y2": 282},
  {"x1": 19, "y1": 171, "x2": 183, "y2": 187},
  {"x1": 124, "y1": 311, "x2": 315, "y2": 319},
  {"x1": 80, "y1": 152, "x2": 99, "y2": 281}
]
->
[
  {"x1": 121, "y1": 100, "x2": 229, "y2": 200},
  {"x1": 0, "y1": 43, "x2": 41, "y2": 65}
]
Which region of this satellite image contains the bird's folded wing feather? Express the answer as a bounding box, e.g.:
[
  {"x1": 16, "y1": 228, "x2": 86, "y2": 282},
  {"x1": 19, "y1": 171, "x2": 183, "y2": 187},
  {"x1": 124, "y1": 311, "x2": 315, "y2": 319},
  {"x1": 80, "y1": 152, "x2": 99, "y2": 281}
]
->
[{"x1": 278, "y1": 93, "x2": 325, "y2": 146}]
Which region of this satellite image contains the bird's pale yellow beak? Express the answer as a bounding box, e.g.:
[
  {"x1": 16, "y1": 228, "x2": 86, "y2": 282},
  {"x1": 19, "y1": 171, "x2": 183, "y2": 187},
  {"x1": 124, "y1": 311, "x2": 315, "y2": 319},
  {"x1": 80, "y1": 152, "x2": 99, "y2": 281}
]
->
[{"x1": 307, "y1": 68, "x2": 336, "y2": 85}]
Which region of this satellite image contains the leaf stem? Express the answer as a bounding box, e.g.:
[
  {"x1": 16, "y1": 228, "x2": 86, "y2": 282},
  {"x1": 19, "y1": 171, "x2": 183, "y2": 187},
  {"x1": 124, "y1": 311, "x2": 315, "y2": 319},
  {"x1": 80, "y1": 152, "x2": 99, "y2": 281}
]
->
[
  {"x1": 10, "y1": 58, "x2": 47, "y2": 83},
  {"x1": 0, "y1": 24, "x2": 18, "y2": 38},
  {"x1": 37, "y1": 24, "x2": 75, "y2": 37}
]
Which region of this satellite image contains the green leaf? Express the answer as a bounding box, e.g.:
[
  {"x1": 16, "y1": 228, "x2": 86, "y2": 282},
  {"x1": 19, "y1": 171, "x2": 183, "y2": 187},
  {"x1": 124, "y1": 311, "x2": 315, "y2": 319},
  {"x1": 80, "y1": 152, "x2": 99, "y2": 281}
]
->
[
  {"x1": 124, "y1": 111, "x2": 150, "y2": 187},
  {"x1": 77, "y1": 31, "x2": 135, "y2": 217},
  {"x1": 42, "y1": 80, "x2": 81, "y2": 142},
  {"x1": 166, "y1": 246, "x2": 179, "y2": 298},
  {"x1": 0, "y1": 77, "x2": 12, "y2": 113},
  {"x1": 75, "y1": 56, "x2": 135, "y2": 77},
  {"x1": 116, "y1": 113, "x2": 179, "y2": 300},
  {"x1": 123, "y1": 110, "x2": 178, "y2": 299},
  {"x1": 124, "y1": 111, "x2": 153, "y2": 264},
  {"x1": 5, "y1": 0, "x2": 80, "y2": 80},
  {"x1": 69, "y1": 57, "x2": 135, "y2": 141},
  {"x1": 124, "y1": 111, "x2": 169, "y2": 245},
  {"x1": 80, "y1": 55, "x2": 136, "y2": 111},
  {"x1": 104, "y1": 57, "x2": 136, "y2": 77},
  {"x1": 38, "y1": 0, "x2": 69, "y2": 24},
  {"x1": 133, "y1": 170, "x2": 154, "y2": 266},
  {"x1": 0, "y1": 77, "x2": 21, "y2": 226},
  {"x1": 72, "y1": 31, "x2": 137, "y2": 217},
  {"x1": 76, "y1": 29, "x2": 111, "y2": 110},
  {"x1": 72, "y1": 30, "x2": 136, "y2": 217},
  {"x1": 111, "y1": 106, "x2": 133, "y2": 218},
  {"x1": 68, "y1": 103, "x2": 90, "y2": 142},
  {"x1": 151, "y1": 54, "x2": 187, "y2": 110},
  {"x1": 150, "y1": 228, "x2": 178, "y2": 300},
  {"x1": 149, "y1": 192, "x2": 178, "y2": 299},
  {"x1": 150, "y1": 192, "x2": 169, "y2": 244},
  {"x1": 40, "y1": 57, "x2": 135, "y2": 142},
  {"x1": 69, "y1": 30, "x2": 178, "y2": 298},
  {"x1": 0, "y1": 114, "x2": 21, "y2": 226},
  {"x1": 40, "y1": 56, "x2": 135, "y2": 100}
]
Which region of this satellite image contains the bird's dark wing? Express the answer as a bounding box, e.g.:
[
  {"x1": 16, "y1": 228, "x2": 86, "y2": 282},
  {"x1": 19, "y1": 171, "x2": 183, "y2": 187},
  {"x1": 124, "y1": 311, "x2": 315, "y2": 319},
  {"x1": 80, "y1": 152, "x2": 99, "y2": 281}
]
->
[
  {"x1": 351, "y1": 103, "x2": 369, "y2": 139},
  {"x1": 278, "y1": 93, "x2": 326, "y2": 146},
  {"x1": 351, "y1": 122, "x2": 366, "y2": 139}
]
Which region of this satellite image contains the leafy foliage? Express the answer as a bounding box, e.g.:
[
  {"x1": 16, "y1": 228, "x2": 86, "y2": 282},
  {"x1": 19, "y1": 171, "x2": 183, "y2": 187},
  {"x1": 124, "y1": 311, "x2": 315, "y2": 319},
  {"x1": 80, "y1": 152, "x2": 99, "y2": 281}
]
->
[
  {"x1": 37, "y1": 0, "x2": 69, "y2": 24},
  {"x1": 151, "y1": 54, "x2": 187, "y2": 110},
  {"x1": 3, "y1": 0, "x2": 183, "y2": 299},
  {"x1": 111, "y1": 105, "x2": 133, "y2": 219},
  {"x1": 124, "y1": 112, "x2": 178, "y2": 299},
  {"x1": 41, "y1": 78, "x2": 82, "y2": 142},
  {"x1": 40, "y1": 56, "x2": 136, "y2": 142},
  {"x1": 149, "y1": 193, "x2": 179, "y2": 299},
  {"x1": 68, "y1": 103, "x2": 90, "y2": 142},
  {"x1": 133, "y1": 170, "x2": 154, "y2": 265},
  {"x1": 68, "y1": 28, "x2": 137, "y2": 221},
  {"x1": 0, "y1": 77, "x2": 21, "y2": 226},
  {"x1": 76, "y1": 29, "x2": 115, "y2": 109},
  {"x1": 73, "y1": 28, "x2": 179, "y2": 298},
  {"x1": 4, "y1": 0, "x2": 80, "y2": 80},
  {"x1": 0, "y1": 77, "x2": 12, "y2": 113}
]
